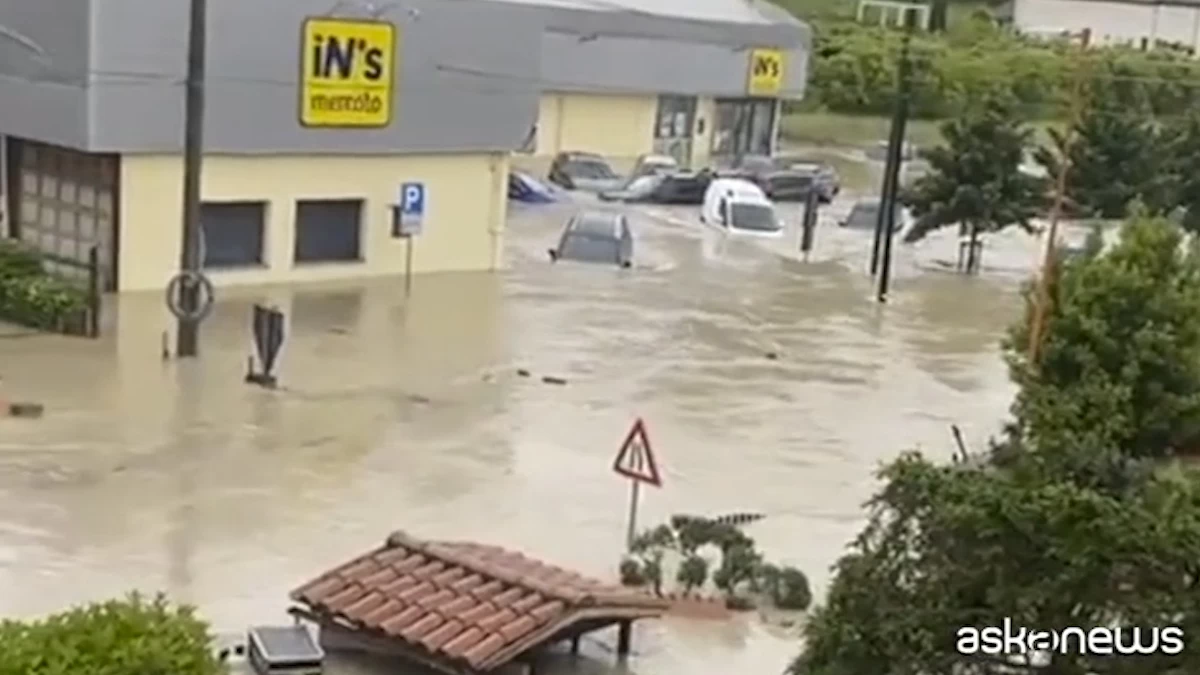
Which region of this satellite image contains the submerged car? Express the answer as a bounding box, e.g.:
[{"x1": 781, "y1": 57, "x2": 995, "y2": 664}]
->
[
  {"x1": 547, "y1": 152, "x2": 623, "y2": 192},
  {"x1": 774, "y1": 156, "x2": 841, "y2": 202},
  {"x1": 629, "y1": 153, "x2": 679, "y2": 178},
  {"x1": 548, "y1": 210, "x2": 634, "y2": 267},
  {"x1": 508, "y1": 170, "x2": 563, "y2": 204},
  {"x1": 839, "y1": 199, "x2": 910, "y2": 234},
  {"x1": 700, "y1": 178, "x2": 783, "y2": 238},
  {"x1": 598, "y1": 170, "x2": 713, "y2": 205},
  {"x1": 715, "y1": 154, "x2": 818, "y2": 202}
]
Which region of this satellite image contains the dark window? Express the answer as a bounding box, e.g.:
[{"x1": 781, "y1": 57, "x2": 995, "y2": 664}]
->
[
  {"x1": 201, "y1": 201, "x2": 266, "y2": 268},
  {"x1": 294, "y1": 199, "x2": 362, "y2": 264}
]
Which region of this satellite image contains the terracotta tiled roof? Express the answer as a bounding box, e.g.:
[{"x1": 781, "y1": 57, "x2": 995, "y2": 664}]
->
[{"x1": 290, "y1": 531, "x2": 667, "y2": 672}]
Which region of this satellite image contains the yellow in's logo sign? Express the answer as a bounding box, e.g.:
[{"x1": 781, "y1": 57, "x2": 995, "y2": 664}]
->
[
  {"x1": 300, "y1": 18, "x2": 397, "y2": 128},
  {"x1": 747, "y1": 48, "x2": 785, "y2": 97}
]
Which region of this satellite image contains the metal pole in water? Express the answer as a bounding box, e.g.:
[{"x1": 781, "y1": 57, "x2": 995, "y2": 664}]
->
[
  {"x1": 800, "y1": 189, "x2": 818, "y2": 254},
  {"x1": 175, "y1": 0, "x2": 208, "y2": 357},
  {"x1": 877, "y1": 8, "x2": 916, "y2": 303},
  {"x1": 625, "y1": 480, "x2": 640, "y2": 550},
  {"x1": 405, "y1": 235, "x2": 414, "y2": 295}
]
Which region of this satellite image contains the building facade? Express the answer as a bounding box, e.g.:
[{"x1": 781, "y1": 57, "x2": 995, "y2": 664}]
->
[
  {"x1": 0, "y1": 0, "x2": 540, "y2": 292},
  {"x1": 0, "y1": 0, "x2": 809, "y2": 294},
  {"x1": 1007, "y1": 0, "x2": 1200, "y2": 51},
  {"x1": 518, "y1": 0, "x2": 811, "y2": 169}
]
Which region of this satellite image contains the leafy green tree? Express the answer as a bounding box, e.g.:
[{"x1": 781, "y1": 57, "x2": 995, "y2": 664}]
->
[
  {"x1": 1161, "y1": 111, "x2": 1200, "y2": 233},
  {"x1": 712, "y1": 543, "x2": 763, "y2": 596},
  {"x1": 1006, "y1": 216, "x2": 1200, "y2": 487},
  {"x1": 791, "y1": 453, "x2": 1200, "y2": 675},
  {"x1": 1034, "y1": 86, "x2": 1168, "y2": 220},
  {"x1": 792, "y1": 217, "x2": 1200, "y2": 675},
  {"x1": 0, "y1": 592, "x2": 223, "y2": 675},
  {"x1": 902, "y1": 97, "x2": 1046, "y2": 273},
  {"x1": 676, "y1": 555, "x2": 709, "y2": 593}
]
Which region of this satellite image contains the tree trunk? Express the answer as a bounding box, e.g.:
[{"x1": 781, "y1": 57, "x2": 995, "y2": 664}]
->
[{"x1": 966, "y1": 223, "x2": 980, "y2": 274}]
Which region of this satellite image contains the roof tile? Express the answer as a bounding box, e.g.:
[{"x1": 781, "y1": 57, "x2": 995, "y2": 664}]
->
[
  {"x1": 529, "y1": 600, "x2": 566, "y2": 624},
  {"x1": 359, "y1": 567, "x2": 399, "y2": 588},
  {"x1": 343, "y1": 592, "x2": 386, "y2": 621},
  {"x1": 390, "y1": 554, "x2": 427, "y2": 575},
  {"x1": 395, "y1": 581, "x2": 436, "y2": 603},
  {"x1": 420, "y1": 619, "x2": 464, "y2": 650},
  {"x1": 375, "y1": 548, "x2": 411, "y2": 566},
  {"x1": 449, "y1": 574, "x2": 485, "y2": 592},
  {"x1": 508, "y1": 593, "x2": 544, "y2": 614},
  {"x1": 324, "y1": 585, "x2": 367, "y2": 612},
  {"x1": 499, "y1": 615, "x2": 538, "y2": 642},
  {"x1": 339, "y1": 558, "x2": 381, "y2": 581},
  {"x1": 410, "y1": 561, "x2": 446, "y2": 580},
  {"x1": 431, "y1": 567, "x2": 467, "y2": 587},
  {"x1": 380, "y1": 605, "x2": 427, "y2": 635},
  {"x1": 380, "y1": 576, "x2": 420, "y2": 597},
  {"x1": 462, "y1": 633, "x2": 507, "y2": 667},
  {"x1": 435, "y1": 595, "x2": 478, "y2": 619},
  {"x1": 360, "y1": 599, "x2": 405, "y2": 627},
  {"x1": 441, "y1": 626, "x2": 486, "y2": 658},
  {"x1": 455, "y1": 601, "x2": 498, "y2": 625},
  {"x1": 399, "y1": 612, "x2": 444, "y2": 642},
  {"x1": 416, "y1": 588, "x2": 456, "y2": 610},
  {"x1": 290, "y1": 534, "x2": 669, "y2": 673},
  {"x1": 475, "y1": 608, "x2": 518, "y2": 632},
  {"x1": 489, "y1": 587, "x2": 525, "y2": 607},
  {"x1": 469, "y1": 580, "x2": 505, "y2": 600}
]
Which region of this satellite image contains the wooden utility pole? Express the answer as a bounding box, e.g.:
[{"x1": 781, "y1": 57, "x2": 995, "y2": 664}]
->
[
  {"x1": 175, "y1": 0, "x2": 208, "y2": 357},
  {"x1": 1027, "y1": 30, "x2": 1091, "y2": 366}
]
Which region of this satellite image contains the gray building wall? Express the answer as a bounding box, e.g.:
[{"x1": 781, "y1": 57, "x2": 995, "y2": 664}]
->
[
  {"x1": 539, "y1": 32, "x2": 808, "y2": 98},
  {"x1": 524, "y1": 0, "x2": 810, "y2": 98},
  {"x1": 0, "y1": 0, "x2": 91, "y2": 149}
]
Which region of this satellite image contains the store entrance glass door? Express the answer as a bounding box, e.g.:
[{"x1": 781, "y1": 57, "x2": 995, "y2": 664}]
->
[
  {"x1": 653, "y1": 95, "x2": 696, "y2": 167},
  {"x1": 712, "y1": 98, "x2": 777, "y2": 158}
]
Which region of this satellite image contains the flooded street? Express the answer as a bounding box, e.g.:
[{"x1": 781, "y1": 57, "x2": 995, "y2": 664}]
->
[{"x1": 0, "y1": 164, "x2": 1074, "y2": 673}]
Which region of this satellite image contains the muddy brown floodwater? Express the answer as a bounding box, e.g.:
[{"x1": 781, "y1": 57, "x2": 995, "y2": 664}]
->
[{"x1": 0, "y1": 170, "x2": 1092, "y2": 674}]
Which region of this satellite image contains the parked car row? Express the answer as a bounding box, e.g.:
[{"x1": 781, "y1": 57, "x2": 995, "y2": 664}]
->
[{"x1": 547, "y1": 151, "x2": 840, "y2": 205}]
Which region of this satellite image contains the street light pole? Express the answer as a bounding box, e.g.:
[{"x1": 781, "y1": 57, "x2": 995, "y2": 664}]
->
[
  {"x1": 876, "y1": 9, "x2": 917, "y2": 303},
  {"x1": 175, "y1": 0, "x2": 209, "y2": 358}
]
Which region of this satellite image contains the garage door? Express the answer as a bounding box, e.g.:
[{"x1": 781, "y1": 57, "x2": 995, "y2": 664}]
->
[{"x1": 8, "y1": 139, "x2": 119, "y2": 291}]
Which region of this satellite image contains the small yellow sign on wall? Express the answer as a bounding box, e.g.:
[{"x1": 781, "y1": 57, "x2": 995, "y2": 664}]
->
[
  {"x1": 747, "y1": 48, "x2": 785, "y2": 97},
  {"x1": 299, "y1": 18, "x2": 396, "y2": 128}
]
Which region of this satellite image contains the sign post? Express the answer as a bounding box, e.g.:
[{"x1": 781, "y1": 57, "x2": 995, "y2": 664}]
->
[
  {"x1": 298, "y1": 18, "x2": 396, "y2": 129},
  {"x1": 612, "y1": 418, "x2": 662, "y2": 550},
  {"x1": 393, "y1": 182, "x2": 426, "y2": 295}
]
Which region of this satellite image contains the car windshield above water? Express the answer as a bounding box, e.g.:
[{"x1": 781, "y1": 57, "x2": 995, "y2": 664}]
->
[
  {"x1": 729, "y1": 203, "x2": 780, "y2": 232},
  {"x1": 844, "y1": 200, "x2": 902, "y2": 230}
]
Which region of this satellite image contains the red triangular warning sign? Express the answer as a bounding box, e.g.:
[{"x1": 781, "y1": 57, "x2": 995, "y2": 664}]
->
[{"x1": 612, "y1": 418, "x2": 662, "y2": 487}]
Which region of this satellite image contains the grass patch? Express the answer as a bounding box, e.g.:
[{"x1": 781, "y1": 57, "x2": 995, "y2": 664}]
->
[{"x1": 781, "y1": 112, "x2": 1060, "y2": 150}]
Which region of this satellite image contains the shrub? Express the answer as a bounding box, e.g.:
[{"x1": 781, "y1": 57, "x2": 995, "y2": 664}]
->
[
  {"x1": 0, "y1": 239, "x2": 89, "y2": 332},
  {"x1": 0, "y1": 592, "x2": 223, "y2": 675},
  {"x1": 618, "y1": 557, "x2": 645, "y2": 586},
  {"x1": 770, "y1": 566, "x2": 814, "y2": 611},
  {"x1": 676, "y1": 554, "x2": 709, "y2": 593}
]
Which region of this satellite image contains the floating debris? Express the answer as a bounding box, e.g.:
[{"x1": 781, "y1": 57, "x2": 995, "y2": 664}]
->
[
  {"x1": 541, "y1": 376, "x2": 568, "y2": 385},
  {"x1": 5, "y1": 402, "x2": 44, "y2": 419},
  {"x1": 765, "y1": 352, "x2": 779, "y2": 360},
  {"x1": 516, "y1": 368, "x2": 532, "y2": 377}
]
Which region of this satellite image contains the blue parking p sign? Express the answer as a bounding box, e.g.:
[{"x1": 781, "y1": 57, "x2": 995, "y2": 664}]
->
[{"x1": 395, "y1": 182, "x2": 425, "y2": 237}]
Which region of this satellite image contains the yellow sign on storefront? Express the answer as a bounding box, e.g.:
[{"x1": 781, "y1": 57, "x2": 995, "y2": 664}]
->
[
  {"x1": 746, "y1": 48, "x2": 784, "y2": 97},
  {"x1": 299, "y1": 18, "x2": 397, "y2": 128}
]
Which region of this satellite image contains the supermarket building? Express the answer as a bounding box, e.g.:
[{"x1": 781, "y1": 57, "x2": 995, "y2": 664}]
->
[{"x1": 0, "y1": 0, "x2": 809, "y2": 293}]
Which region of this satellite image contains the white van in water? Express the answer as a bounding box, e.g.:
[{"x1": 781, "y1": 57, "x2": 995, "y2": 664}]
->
[{"x1": 700, "y1": 178, "x2": 783, "y2": 237}]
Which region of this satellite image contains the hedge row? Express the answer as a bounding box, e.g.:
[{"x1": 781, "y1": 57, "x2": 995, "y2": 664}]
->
[
  {"x1": 805, "y1": 19, "x2": 1200, "y2": 119},
  {"x1": 0, "y1": 594, "x2": 223, "y2": 675},
  {"x1": 0, "y1": 239, "x2": 89, "y2": 332}
]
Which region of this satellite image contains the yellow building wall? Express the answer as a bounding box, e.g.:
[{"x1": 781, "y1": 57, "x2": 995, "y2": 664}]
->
[
  {"x1": 117, "y1": 152, "x2": 508, "y2": 292},
  {"x1": 535, "y1": 92, "x2": 655, "y2": 163}
]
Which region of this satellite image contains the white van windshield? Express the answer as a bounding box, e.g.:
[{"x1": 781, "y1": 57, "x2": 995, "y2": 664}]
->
[{"x1": 729, "y1": 203, "x2": 779, "y2": 231}]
